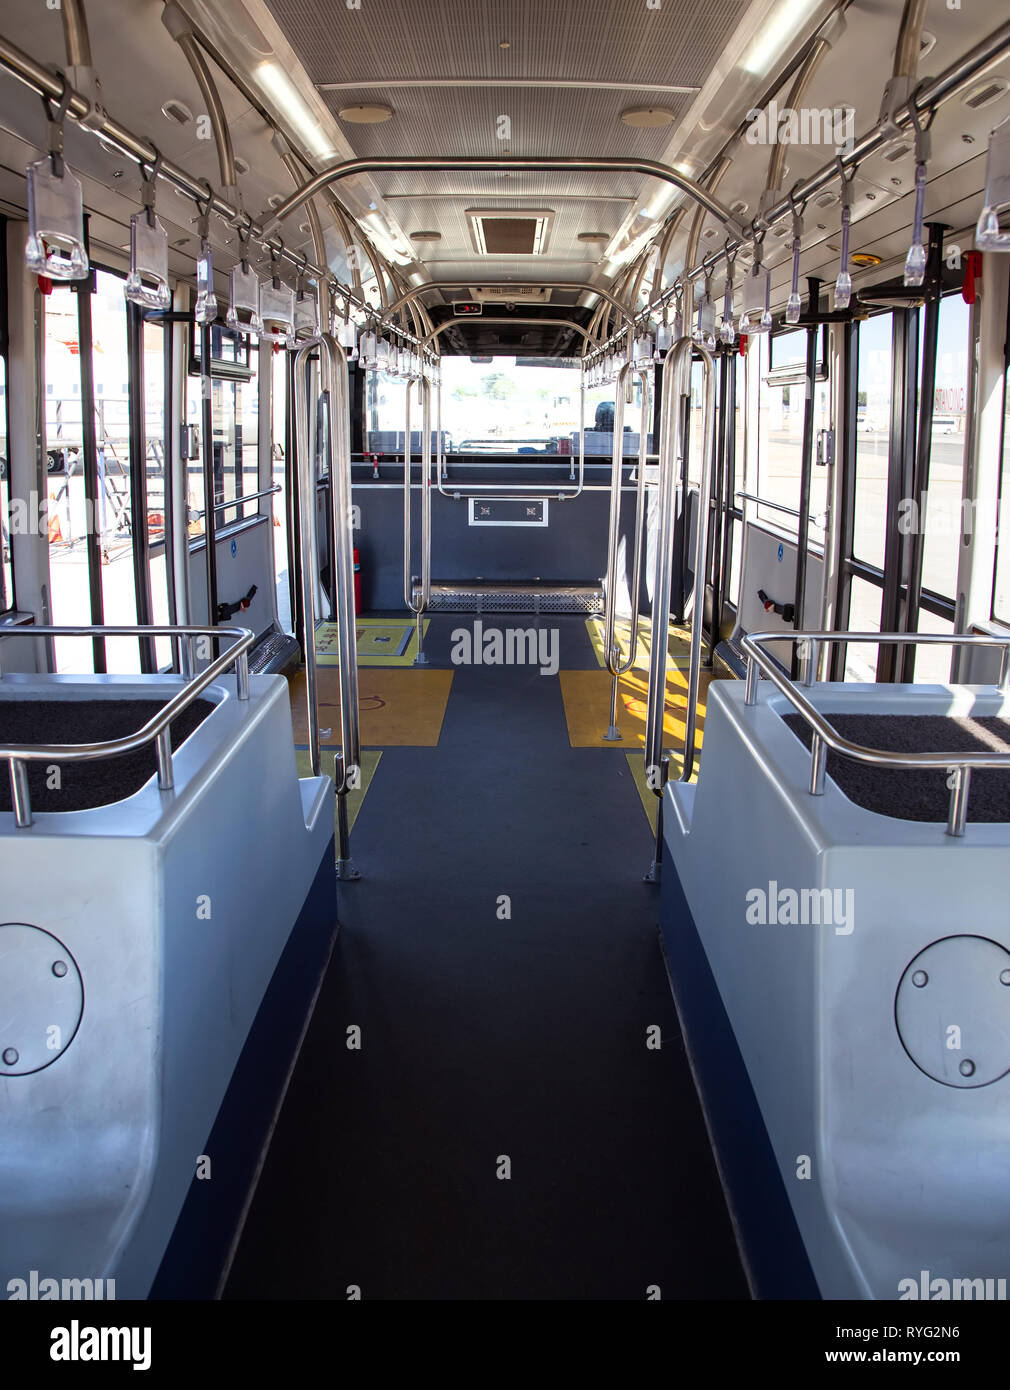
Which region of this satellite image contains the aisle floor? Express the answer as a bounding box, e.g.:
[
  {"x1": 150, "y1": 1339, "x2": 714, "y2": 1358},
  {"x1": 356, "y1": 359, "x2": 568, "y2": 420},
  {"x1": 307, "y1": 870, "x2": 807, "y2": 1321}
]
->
[{"x1": 224, "y1": 615, "x2": 748, "y2": 1300}]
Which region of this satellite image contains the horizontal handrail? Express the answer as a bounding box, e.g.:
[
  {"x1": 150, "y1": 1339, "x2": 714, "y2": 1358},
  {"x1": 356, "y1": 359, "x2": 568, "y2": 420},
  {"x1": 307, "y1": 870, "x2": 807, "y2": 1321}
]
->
[
  {"x1": 191, "y1": 483, "x2": 281, "y2": 518},
  {"x1": 741, "y1": 630, "x2": 1010, "y2": 836},
  {"x1": 436, "y1": 374, "x2": 586, "y2": 502},
  {"x1": 0, "y1": 624, "x2": 254, "y2": 829},
  {"x1": 735, "y1": 492, "x2": 826, "y2": 525}
]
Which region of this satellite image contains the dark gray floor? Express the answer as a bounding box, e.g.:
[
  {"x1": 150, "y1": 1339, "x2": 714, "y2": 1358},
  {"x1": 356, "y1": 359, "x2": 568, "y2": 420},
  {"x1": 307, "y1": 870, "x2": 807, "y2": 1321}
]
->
[{"x1": 224, "y1": 615, "x2": 748, "y2": 1300}]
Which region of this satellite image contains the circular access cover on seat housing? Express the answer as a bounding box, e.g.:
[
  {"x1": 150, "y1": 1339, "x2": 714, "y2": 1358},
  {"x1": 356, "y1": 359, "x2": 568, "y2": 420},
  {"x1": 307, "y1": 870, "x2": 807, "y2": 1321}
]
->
[
  {"x1": 896, "y1": 935, "x2": 1010, "y2": 1088},
  {"x1": 0, "y1": 923, "x2": 83, "y2": 1075}
]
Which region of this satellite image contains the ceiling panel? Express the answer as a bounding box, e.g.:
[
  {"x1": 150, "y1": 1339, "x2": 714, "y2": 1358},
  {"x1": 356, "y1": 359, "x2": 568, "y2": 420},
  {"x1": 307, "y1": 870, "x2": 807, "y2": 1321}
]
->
[
  {"x1": 264, "y1": 0, "x2": 750, "y2": 281},
  {"x1": 318, "y1": 85, "x2": 695, "y2": 160},
  {"x1": 369, "y1": 169, "x2": 647, "y2": 200},
  {"x1": 266, "y1": 0, "x2": 745, "y2": 87}
]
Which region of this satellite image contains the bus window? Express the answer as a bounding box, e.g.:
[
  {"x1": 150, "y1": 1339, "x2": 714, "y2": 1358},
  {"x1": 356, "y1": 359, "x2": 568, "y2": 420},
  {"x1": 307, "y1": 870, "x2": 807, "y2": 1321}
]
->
[
  {"x1": 853, "y1": 312, "x2": 892, "y2": 573},
  {"x1": 0, "y1": 350, "x2": 10, "y2": 613},
  {"x1": 92, "y1": 270, "x2": 140, "y2": 671},
  {"x1": 845, "y1": 577, "x2": 882, "y2": 682},
  {"x1": 752, "y1": 330, "x2": 830, "y2": 536},
  {"x1": 430, "y1": 357, "x2": 623, "y2": 457},
  {"x1": 992, "y1": 350, "x2": 1010, "y2": 625},
  {"x1": 919, "y1": 294, "x2": 970, "y2": 609},
  {"x1": 43, "y1": 281, "x2": 92, "y2": 670},
  {"x1": 144, "y1": 317, "x2": 172, "y2": 671}
]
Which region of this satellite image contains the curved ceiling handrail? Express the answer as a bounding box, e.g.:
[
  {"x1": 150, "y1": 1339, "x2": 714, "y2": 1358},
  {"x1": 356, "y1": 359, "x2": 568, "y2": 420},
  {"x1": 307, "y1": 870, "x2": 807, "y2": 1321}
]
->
[
  {"x1": 259, "y1": 156, "x2": 749, "y2": 242},
  {"x1": 383, "y1": 279, "x2": 631, "y2": 326}
]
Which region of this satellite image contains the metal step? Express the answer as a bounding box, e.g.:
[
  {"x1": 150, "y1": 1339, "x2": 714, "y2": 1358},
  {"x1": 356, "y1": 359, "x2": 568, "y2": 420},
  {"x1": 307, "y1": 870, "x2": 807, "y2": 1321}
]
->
[
  {"x1": 249, "y1": 627, "x2": 301, "y2": 675},
  {"x1": 414, "y1": 581, "x2": 604, "y2": 615}
]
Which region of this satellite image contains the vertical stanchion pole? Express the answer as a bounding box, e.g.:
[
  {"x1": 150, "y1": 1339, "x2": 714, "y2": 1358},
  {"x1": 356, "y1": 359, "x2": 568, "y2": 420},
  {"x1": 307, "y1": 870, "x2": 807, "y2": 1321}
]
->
[
  {"x1": 414, "y1": 376, "x2": 431, "y2": 666},
  {"x1": 10, "y1": 759, "x2": 32, "y2": 828},
  {"x1": 293, "y1": 340, "x2": 321, "y2": 778},
  {"x1": 403, "y1": 377, "x2": 414, "y2": 613},
  {"x1": 155, "y1": 728, "x2": 174, "y2": 790},
  {"x1": 946, "y1": 765, "x2": 971, "y2": 838},
  {"x1": 127, "y1": 301, "x2": 157, "y2": 672},
  {"x1": 200, "y1": 323, "x2": 219, "y2": 659},
  {"x1": 643, "y1": 341, "x2": 688, "y2": 882},
  {"x1": 680, "y1": 343, "x2": 716, "y2": 783},
  {"x1": 321, "y1": 333, "x2": 361, "y2": 879},
  {"x1": 601, "y1": 365, "x2": 652, "y2": 741},
  {"x1": 75, "y1": 222, "x2": 107, "y2": 673},
  {"x1": 809, "y1": 732, "x2": 827, "y2": 795},
  {"x1": 602, "y1": 363, "x2": 631, "y2": 741}
]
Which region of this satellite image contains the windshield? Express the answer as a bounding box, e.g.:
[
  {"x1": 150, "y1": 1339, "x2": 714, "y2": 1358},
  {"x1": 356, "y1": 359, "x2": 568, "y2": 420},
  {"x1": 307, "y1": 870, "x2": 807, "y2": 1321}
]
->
[{"x1": 363, "y1": 355, "x2": 652, "y2": 457}]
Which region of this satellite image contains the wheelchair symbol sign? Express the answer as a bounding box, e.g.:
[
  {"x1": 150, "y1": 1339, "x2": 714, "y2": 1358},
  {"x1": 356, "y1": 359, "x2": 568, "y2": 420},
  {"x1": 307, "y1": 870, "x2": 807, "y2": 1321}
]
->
[
  {"x1": 777, "y1": 544, "x2": 784, "y2": 562},
  {"x1": 231, "y1": 540, "x2": 237, "y2": 558}
]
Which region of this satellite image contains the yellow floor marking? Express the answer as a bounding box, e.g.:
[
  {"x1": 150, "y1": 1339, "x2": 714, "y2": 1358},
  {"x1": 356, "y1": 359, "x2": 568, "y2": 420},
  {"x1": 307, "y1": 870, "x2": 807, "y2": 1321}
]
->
[
  {"x1": 559, "y1": 664, "x2": 716, "y2": 752},
  {"x1": 289, "y1": 667, "x2": 454, "y2": 747},
  {"x1": 316, "y1": 619, "x2": 430, "y2": 666},
  {"x1": 586, "y1": 615, "x2": 695, "y2": 672},
  {"x1": 625, "y1": 753, "x2": 659, "y2": 833},
  {"x1": 294, "y1": 748, "x2": 382, "y2": 835}
]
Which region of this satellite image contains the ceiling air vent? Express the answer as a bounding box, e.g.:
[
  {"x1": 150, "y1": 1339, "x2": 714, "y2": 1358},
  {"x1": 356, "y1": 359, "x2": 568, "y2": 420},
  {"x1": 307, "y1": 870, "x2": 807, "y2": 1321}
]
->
[
  {"x1": 161, "y1": 99, "x2": 193, "y2": 126},
  {"x1": 963, "y1": 79, "x2": 1009, "y2": 110},
  {"x1": 470, "y1": 285, "x2": 553, "y2": 303},
  {"x1": 466, "y1": 209, "x2": 554, "y2": 255},
  {"x1": 883, "y1": 143, "x2": 911, "y2": 162},
  {"x1": 815, "y1": 190, "x2": 839, "y2": 208}
]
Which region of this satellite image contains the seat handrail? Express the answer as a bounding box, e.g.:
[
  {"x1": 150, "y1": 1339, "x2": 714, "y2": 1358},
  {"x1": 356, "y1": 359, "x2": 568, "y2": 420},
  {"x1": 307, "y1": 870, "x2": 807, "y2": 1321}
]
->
[
  {"x1": 0, "y1": 622, "x2": 254, "y2": 828},
  {"x1": 741, "y1": 629, "x2": 1010, "y2": 836}
]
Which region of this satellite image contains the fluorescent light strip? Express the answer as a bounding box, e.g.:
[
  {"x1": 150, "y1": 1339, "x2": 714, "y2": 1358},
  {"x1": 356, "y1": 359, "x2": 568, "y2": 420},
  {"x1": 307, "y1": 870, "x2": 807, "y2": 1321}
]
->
[
  {"x1": 256, "y1": 60, "x2": 337, "y2": 160},
  {"x1": 740, "y1": 0, "x2": 826, "y2": 77},
  {"x1": 317, "y1": 79, "x2": 699, "y2": 93}
]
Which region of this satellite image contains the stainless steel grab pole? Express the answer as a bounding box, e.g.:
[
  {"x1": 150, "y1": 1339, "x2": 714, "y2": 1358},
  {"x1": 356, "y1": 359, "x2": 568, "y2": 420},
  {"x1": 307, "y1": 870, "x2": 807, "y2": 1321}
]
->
[
  {"x1": 293, "y1": 340, "x2": 322, "y2": 779},
  {"x1": 416, "y1": 375, "x2": 432, "y2": 665},
  {"x1": 680, "y1": 343, "x2": 717, "y2": 783},
  {"x1": 317, "y1": 332, "x2": 361, "y2": 879},
  {"x1": 602, "y1": 362, "x2": 652, "y2": 740},
  {"x1": 643, "y1": 338, "x2": 691, "y2": 800},
  {"x1": 642, "y1": 338, "x2": 716, "y2": 879},
  {"x1": 402, "y1": 376, "x2": 413, "y2": 613},
  {"x1": 404, "y1": 374, "x2": 432, "y2": 664}
]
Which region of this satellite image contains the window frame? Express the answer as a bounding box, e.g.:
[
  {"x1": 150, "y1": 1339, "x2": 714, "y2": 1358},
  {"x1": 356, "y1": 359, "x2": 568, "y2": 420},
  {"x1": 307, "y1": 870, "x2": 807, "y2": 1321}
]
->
[{"x1": 0, "y1": 213, "x2": 13, "y2": 613}]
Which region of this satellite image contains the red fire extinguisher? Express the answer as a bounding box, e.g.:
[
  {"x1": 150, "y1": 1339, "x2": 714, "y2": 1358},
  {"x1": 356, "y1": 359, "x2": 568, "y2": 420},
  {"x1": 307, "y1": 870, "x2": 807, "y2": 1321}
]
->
[{"x1": 353, "y1": 546, "x2": 361, "y2": 613}]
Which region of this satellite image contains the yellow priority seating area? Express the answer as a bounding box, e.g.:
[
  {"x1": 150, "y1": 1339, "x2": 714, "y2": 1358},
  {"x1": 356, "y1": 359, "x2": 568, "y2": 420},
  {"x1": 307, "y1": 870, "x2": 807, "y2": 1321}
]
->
[
  {"x1": 560, "y1": 617, "x2": 729, "y2": 825},
  {"x1": 287, "y1": 621, "x2": 454, "y2": 854}
]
